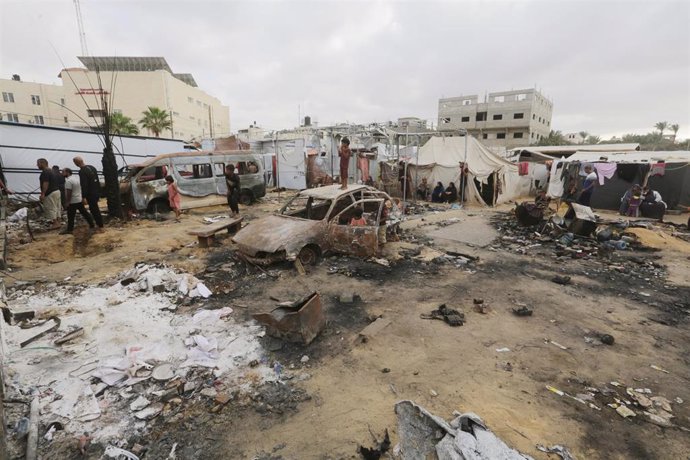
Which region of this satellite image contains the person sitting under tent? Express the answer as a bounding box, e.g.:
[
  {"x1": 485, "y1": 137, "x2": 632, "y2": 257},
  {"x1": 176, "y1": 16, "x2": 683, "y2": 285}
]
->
[
  {"x1": 431, "y1": 182, "x2": 445, "y2": 203},
  {"x1": 416, "y1": 178, "x2": 430, "y2": 201},
  {"x1": 640, "y1": 186, "x2": 666, "y2": 221},
  {"x1": 443, "y1": 182, "x2": 458, "y2": 203},
  {"x1": 619, "y1": 184, "x2": 642, "y2": 217}
]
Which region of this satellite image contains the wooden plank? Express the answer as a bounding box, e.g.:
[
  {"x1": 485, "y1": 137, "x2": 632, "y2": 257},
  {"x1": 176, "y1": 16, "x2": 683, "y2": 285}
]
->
[{"x1": 188, "y1": 217, "x2": 243, "y2": 238}]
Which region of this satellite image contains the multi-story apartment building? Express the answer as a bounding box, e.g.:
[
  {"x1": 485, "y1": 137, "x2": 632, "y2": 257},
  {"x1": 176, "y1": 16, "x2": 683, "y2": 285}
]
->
[
  {"x1": 0, "y1": 75, "x2": 68, "y2": 126},
  {"x1": 438, "y1": 88, "x2": 553, "y2": 148},
  {"x1": 0, "y1": 56, "x2": 230, "y2": 141}
]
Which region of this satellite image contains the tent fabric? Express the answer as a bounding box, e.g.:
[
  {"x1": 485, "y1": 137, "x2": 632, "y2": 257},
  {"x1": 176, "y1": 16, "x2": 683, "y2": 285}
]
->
[
  {"x1": 406, "y1": 136, "x2": 521, "y2": 206},
  {"x1": 567, "y1": 150, "x2": 690, "y2": 164}
]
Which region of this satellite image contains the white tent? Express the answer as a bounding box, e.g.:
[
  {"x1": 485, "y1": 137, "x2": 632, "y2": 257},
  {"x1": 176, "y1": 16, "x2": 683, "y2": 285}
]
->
[{"x1": 407, "y1": 136, "x2": 524, "y2": 205}]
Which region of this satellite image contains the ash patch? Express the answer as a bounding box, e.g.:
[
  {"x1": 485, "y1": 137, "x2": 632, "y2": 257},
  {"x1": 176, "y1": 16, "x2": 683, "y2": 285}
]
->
[{"x1": 250, "y1": 382, "x2": 311, "y2": 416}]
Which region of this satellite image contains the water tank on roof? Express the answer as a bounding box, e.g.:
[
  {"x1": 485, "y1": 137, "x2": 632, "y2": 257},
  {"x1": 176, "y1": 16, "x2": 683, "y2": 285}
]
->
[{"x1": 304, "y1": 116, "x2": 311, "y2": 127}]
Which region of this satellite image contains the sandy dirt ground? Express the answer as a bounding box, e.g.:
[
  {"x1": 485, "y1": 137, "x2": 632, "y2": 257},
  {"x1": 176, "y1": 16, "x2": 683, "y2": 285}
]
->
[{"x1": 3, "y1": 195, "x2": 690, "y2": 459}]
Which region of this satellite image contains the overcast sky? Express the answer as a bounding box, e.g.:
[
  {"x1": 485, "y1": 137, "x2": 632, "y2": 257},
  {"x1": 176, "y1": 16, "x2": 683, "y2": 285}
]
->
[{"x1": 1, "y1": 0, "x2": 689, "y2": 139}]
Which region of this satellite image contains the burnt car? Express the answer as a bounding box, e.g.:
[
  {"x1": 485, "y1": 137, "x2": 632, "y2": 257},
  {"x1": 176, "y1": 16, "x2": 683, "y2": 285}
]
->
[{"x1": 233, "y1": 185, "x2": 391, "y2": 265}]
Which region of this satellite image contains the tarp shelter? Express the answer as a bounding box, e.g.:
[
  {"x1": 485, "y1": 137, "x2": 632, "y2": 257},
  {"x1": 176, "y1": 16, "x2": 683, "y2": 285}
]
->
[
  {"x1": 546, "y1": 150, "x2": 690, "y2": 210},
  {"x1": 407, "y1": 136, "x2": 523, "y2": 206}
]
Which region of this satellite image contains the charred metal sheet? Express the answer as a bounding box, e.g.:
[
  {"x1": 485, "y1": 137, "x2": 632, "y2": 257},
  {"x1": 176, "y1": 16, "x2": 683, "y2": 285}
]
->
[
  {"x1": 252, "y1": 292, "x2": 325, "y2": 345},
  {"x1": 329, "y1": 225, "x2": 378, "y2": 258},
  {"x1": 20, "y1": 316, "x2": 61, "y2": 348}
]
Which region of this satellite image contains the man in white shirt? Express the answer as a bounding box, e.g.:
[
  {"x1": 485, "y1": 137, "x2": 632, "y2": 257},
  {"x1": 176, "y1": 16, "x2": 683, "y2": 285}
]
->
[{"x1": 60, "y1": 168, "x2": 95, "y2": 235}]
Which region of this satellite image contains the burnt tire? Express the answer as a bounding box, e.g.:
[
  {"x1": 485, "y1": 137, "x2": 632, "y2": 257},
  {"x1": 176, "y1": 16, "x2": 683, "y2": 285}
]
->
[
  {"x1": 298, "y1": 245, "x2": 320, "y2": 266},
  {"x1": 239, "y1": 191, "x2": 253, "y2": 206},
  {"x1": 147, "y1": 199, "x2": 171, "y2": 214}
]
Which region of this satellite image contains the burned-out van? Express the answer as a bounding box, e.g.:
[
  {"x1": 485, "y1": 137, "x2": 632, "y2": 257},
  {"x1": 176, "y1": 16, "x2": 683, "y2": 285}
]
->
[{"x1": 121, "y1": 151, "x2": 266, "y2": 212}]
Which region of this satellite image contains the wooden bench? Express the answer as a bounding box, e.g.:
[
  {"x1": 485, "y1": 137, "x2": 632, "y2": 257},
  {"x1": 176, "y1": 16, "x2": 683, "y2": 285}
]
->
[{"x1": 188, "y1": 217, "x2": 243, "y2": 248}]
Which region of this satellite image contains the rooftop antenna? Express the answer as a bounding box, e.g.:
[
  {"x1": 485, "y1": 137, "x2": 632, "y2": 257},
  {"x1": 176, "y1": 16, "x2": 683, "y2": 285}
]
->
[{"x1": 74, "y1": 0, "x2": 89, "y2": 55}]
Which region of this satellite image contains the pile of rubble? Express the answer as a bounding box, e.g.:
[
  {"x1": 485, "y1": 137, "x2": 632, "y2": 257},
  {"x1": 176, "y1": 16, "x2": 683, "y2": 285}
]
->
[{"x1": 1, "y1": 264, "x2": 279, "y2": 458}]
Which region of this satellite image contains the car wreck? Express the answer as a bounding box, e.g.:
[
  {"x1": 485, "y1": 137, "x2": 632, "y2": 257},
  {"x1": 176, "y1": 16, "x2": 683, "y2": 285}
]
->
[{"x1": 232, "y1": 184, "x2": 391, "y2": 265}]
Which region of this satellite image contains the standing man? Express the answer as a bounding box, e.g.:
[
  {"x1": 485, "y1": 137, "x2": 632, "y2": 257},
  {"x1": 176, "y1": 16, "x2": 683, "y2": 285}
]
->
[
  {"x1": 60, "y1": 168, "x2": 95, "y2": 234},
  {"x1": 73, "y1": 156, "x2": 105, "y2": 232},
  {"x1": 338, "y1": 137, "x2": 351, "y2": 190},
  {"x1": 224, "y1": 164, "x2": 240, "y2": 217},
  {"x1": 37, "y1": 158, "x2": 62, "y2": 229},
  {"x1": 53, "y1": 165, "x2": 66, "y2": 209},
  {"x1": 458, "y1": 162, "x2": 469, "y2": 203},
  {"x1": 577, "y1": 165, "x2": 597, "y2": 207}
]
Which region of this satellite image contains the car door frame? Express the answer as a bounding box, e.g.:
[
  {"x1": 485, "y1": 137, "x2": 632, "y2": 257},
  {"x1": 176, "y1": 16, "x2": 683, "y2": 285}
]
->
[{"x1": 327, "y1": 198, "x2": 383, "y2": 258}]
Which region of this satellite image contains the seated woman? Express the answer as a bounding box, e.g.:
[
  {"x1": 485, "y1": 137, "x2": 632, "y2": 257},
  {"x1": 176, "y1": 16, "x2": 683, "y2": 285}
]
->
[
  {"x1": 619, "y1": 184, "x2": 642, "y2": 216},
  {"x1": 350, "y1": 207, "x2": 367, "y2": 226},
  {"x1": 443, "y1": 182, "x2": 458, "y2": 203},
  {"x1": 416, "y1": 178, "x2": 430, "y2": 201},
  {"x1": 431, "y1": 182, "x2": 444, "y2": 203},
  {"x1": 640, "y1": 186, "x2": 667, "y2": 221}
]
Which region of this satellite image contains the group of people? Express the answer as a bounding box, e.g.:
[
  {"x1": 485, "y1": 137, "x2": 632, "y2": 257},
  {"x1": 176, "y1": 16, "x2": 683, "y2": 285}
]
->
[
  {"x1": 36, "y1": 156, "x2": 105, "y2": 234},
  {"x1": 619, "y1": 184, "x2": 667, "y2": 220},
  {"x1": 413, "y1": 178, "x2": 460, "y2": 204}
]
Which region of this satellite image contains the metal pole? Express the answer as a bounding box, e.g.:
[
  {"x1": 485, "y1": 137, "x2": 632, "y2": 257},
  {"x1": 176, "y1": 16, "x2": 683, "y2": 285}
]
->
[{"x1": 460, "y1": 129, "x2": 468, "y2": 206}]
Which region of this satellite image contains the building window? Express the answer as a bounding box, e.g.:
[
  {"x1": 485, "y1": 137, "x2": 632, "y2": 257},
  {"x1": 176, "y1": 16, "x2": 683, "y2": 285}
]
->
[
  {"x1": 493, "y1": 95, "x2": 504, "y2": 103},
  {"x1": 87, "y1": 109, "x2": 106, "y2": 118},
  {"x1": 514, "y1": 132, "x2": 523, "y2": 139},
  {"x1": 440, "y1": 117, "x2": 450, "y2": 124},
  {"x1": 482, "y1": 133, "x2": 488, "y2": 139},
  {"x1": 8, "y1": 113, "x2": 19, "y2": 122},
  {"x1": 196, "y1": 100, "x2": 201, "y2": 107},
  {"x1": 462, "y1": 99, "x2": 471, "y2": 106},
  {"x1": 461, "y1": 116, "x2": 470, "y2": 122},
  {"x1": 517, "y1": 93, "x2": 527, "y2": 101},
  {"x1": 493, "y1": 114, "x2": 503, "y2": 120},
  {"x1": 514, "y1": 113, "x2": 524, "y2": 119},
  {"x1": 60, "y1": 98, "x2": 65, "y2": 105},
  {"x1": 33, "y1": 115, "x2": 44, "y2": 124},
  {"x1": 538, "y1": 117, "x2": 542, "y2": 122},
  {"x1": 496, "y1": 133, "x2": 506, "y2": 139},
  {"x1": 175, "y1": 163, "x2": 213, "y2": 179},
  {"x1": 187, "y1": 97, "x2": 193, "y2": 103},
  {"x1": 547, "y1": 121, "x2": 550, "y2": 126},
  {"x1": 2, "y1": 92, "x2": 15, "y2": 103},
  {"x1": 532, "y1": 114, "x2": 536, "y2": 120},
  {"x1": 31, "y1": 95, "x2": 41, "y2": 105},
  {"x1": 476, "y1": 112, "x2": 487, "y2": 121},
  {"x1": 64, "y1": 116, "x2": 68, "y2": 123}
]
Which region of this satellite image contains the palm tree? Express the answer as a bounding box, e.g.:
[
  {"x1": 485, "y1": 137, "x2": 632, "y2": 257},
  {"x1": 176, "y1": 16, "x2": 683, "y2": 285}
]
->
[
  {"x1": 585, "y1": 135, "x2": 601, "y2": 145},
  {"x1": 110, "y1": 112, "x2": 139, "y2": 135},
  {"x1": 578, "y1": 131, "x2": 588, "y2": 143},
  {"x1": 536, "y1": 130, "x2": 569, "y2": 146},
  {"x1": 670, "y1": 124, "x2": 679, "y2": 143},
  {"x1": 654, "y1": 121, "x2": 669, "y2": 137},
  {"x1": 139, "y1": 107, "x2": 172, "y2": 137}
]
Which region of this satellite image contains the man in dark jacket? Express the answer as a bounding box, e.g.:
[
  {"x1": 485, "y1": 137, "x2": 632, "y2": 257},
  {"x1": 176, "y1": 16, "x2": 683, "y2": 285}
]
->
[
  {"x1": 73, "y1": 156, "x2": 104, "y2": 232},
  {"x1": 224, "y1": 164, "x2": 240, "y2": 217}
]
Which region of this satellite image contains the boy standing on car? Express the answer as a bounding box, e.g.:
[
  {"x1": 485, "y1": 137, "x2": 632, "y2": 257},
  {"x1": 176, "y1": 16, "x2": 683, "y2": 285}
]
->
[
  {"x1": 225, "y1": 164, "x2": 240, "y2": 217},
  {"x1": 338, "y1": 137, "x2": 351, "y2": 190}
]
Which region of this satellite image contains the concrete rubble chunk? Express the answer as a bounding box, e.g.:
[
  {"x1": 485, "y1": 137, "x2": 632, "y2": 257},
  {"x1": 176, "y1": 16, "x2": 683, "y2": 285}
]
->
[
  {"x1": 133, "y1": 403, "x2": 164, "y2": 420},
  {"x1": 129, "y1": 396, "x2": 151, "y2": 411},
  {"x1": 395, "y1": 400, "x2": 533, "y2": 459}
]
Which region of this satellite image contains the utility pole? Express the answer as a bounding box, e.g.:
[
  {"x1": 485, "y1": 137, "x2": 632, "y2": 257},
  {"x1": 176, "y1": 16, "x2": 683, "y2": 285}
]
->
[{"x1": 73, "y1": 0, "x2": 89, "y2": 56}]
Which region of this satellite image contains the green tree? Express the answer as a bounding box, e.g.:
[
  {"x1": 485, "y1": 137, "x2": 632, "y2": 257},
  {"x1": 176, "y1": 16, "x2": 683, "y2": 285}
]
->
[
  {"x1": 110, "y1": 112, "x2": 139, "y2": 135},
  {"x1": 535, "y1": 130, "x2": 569, "y2": 146},
  {"x1": 578, "y1": 131, "x2": 589, "y2": 141},
  {"x1": 585, "y1": 135, "x2": 601, "y2": 144},
  {"x1": 139, "y1": 107, "x2": 172, "y2": 137},
  {"x1": 654, "y1": 121, "x2": 668, "y2": 137},
  {"x1": 669, "y1": 123, "x2": 679, "y2": 143}
]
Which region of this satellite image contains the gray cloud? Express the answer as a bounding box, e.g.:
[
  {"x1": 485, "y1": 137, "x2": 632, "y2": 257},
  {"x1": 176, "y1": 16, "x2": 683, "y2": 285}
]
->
[{"x1": 1, "y1": 0, "x2": 688, "y2": 138}]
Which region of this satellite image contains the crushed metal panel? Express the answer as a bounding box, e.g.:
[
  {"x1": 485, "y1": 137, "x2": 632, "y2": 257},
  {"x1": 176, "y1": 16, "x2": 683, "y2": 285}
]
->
[
  {"x1": 252, "y1": 292, "x2": 325, "y2": 344},
  {"x1": 233, "y1": 215, "x2": 326, "y2": 259},
  {"x1": 328, "y1": 224, "x2": 378, "y2": 257}
]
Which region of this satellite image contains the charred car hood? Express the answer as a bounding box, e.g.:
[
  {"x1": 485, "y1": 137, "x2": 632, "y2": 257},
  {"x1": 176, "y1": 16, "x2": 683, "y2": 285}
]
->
[{"x1": 232, "y1": 214, "x2": 323, "y2": 256}]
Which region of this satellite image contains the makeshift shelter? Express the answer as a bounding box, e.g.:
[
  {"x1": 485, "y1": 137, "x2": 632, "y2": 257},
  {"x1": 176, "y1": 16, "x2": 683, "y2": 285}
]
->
[
  {"x1": 407, "y1": 136, "x2": 523, "y2": 206},
  {"x1": 546, "y1": 150, "x2": 690, "y2": 210}
]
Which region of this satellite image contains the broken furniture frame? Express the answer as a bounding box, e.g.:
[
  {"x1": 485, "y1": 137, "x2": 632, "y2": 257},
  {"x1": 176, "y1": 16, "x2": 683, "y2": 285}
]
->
[{"x1": 188, "y1": 217, "x2": 243, "y2": 248}]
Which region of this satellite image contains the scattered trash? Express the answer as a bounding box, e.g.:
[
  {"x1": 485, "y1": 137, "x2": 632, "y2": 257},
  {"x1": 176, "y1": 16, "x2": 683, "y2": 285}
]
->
[
  {"x1": 650, "y1": 364, "x2": 670, "y2": 374},
  {"x1": 129, "y1": 396, "x2": 151, "y2": 411},
  {"x1": 395, "y1": 400, "x2": 533, "y2": 459},
  {"x1": 616, "y1": 405, "x2": 636, "y2": 418},
  {"x1": 536, "y1": 444, "x2": 576, "y2": 460},
  {"x1": 53, "y1": 327, "x2": 84, "y2": 346},
  {"x1": 473, "y1": 298, "x2": 489, "y2": 314},
  {"x1": 512, "y1": 306, "x2": 533, "y2": 317},
  {"x1": 103, "y1": 445, "x2": 140, "y2": 460},
  {"x1": 600, "y1": 334, "x2": 615, "y2": 345},
  {"x1": 430, "y1": 389, "x2": 438, "y2": 397},
  {"x1": 496, "y1": 348, "x2": 511, "y2": 353},
  {"x1": 151, "y1": 363, "x2": 175, "y2": 381},
  {"x1": 300, "y1": 355, "x2": 310, "y2": 364},
  {"x1": 133, "y1": 402, "x2": 164, "y2": 420},
  {"x1": 551, "y1": 275, "x2": 572, "y2": 285},
  {"x1": 358, "y1": 317, "x2": 392, "y2": 342},
  {"x1": 548, "y1": 340, "x2": 568, "y2": 350},
  {"x1": 381, "y1": 368, "x2": 391, "y2": 373},
  {"x1": 420, "y1": 304, "x2": 465, "y2": 327},
  {"x1": 8, "y1": 207, "x2": 28, "y2": 223}
]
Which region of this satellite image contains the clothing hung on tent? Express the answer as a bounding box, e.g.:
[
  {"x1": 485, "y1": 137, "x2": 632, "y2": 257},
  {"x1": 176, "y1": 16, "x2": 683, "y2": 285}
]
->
[
  {"x1": 593, "y1": 163, "x2": 617, "y2": 185},
  {"x1": 518, "y1": 162, "x2": 529, "y2": 176},
  {"x1": 650, "y1": 162, "x2": 666, "y2": 177}
]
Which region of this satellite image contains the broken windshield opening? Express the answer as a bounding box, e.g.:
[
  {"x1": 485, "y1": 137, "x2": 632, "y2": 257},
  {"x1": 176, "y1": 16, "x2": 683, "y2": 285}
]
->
[{"x1": 280, "y1": 196, "x2": 332, "y2": 220}]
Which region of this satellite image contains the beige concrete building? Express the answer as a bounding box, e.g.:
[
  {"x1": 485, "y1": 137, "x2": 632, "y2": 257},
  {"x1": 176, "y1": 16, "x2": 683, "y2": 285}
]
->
[
  {"x1": 0, "y1": 75, "x2": 68, "y2": 126},
  {"x1": 438, "y1": 88, "x2": 553, "y2": 149},
  {"x1": 59, "y1": 57, "x2": 230, "y2": 140}
]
